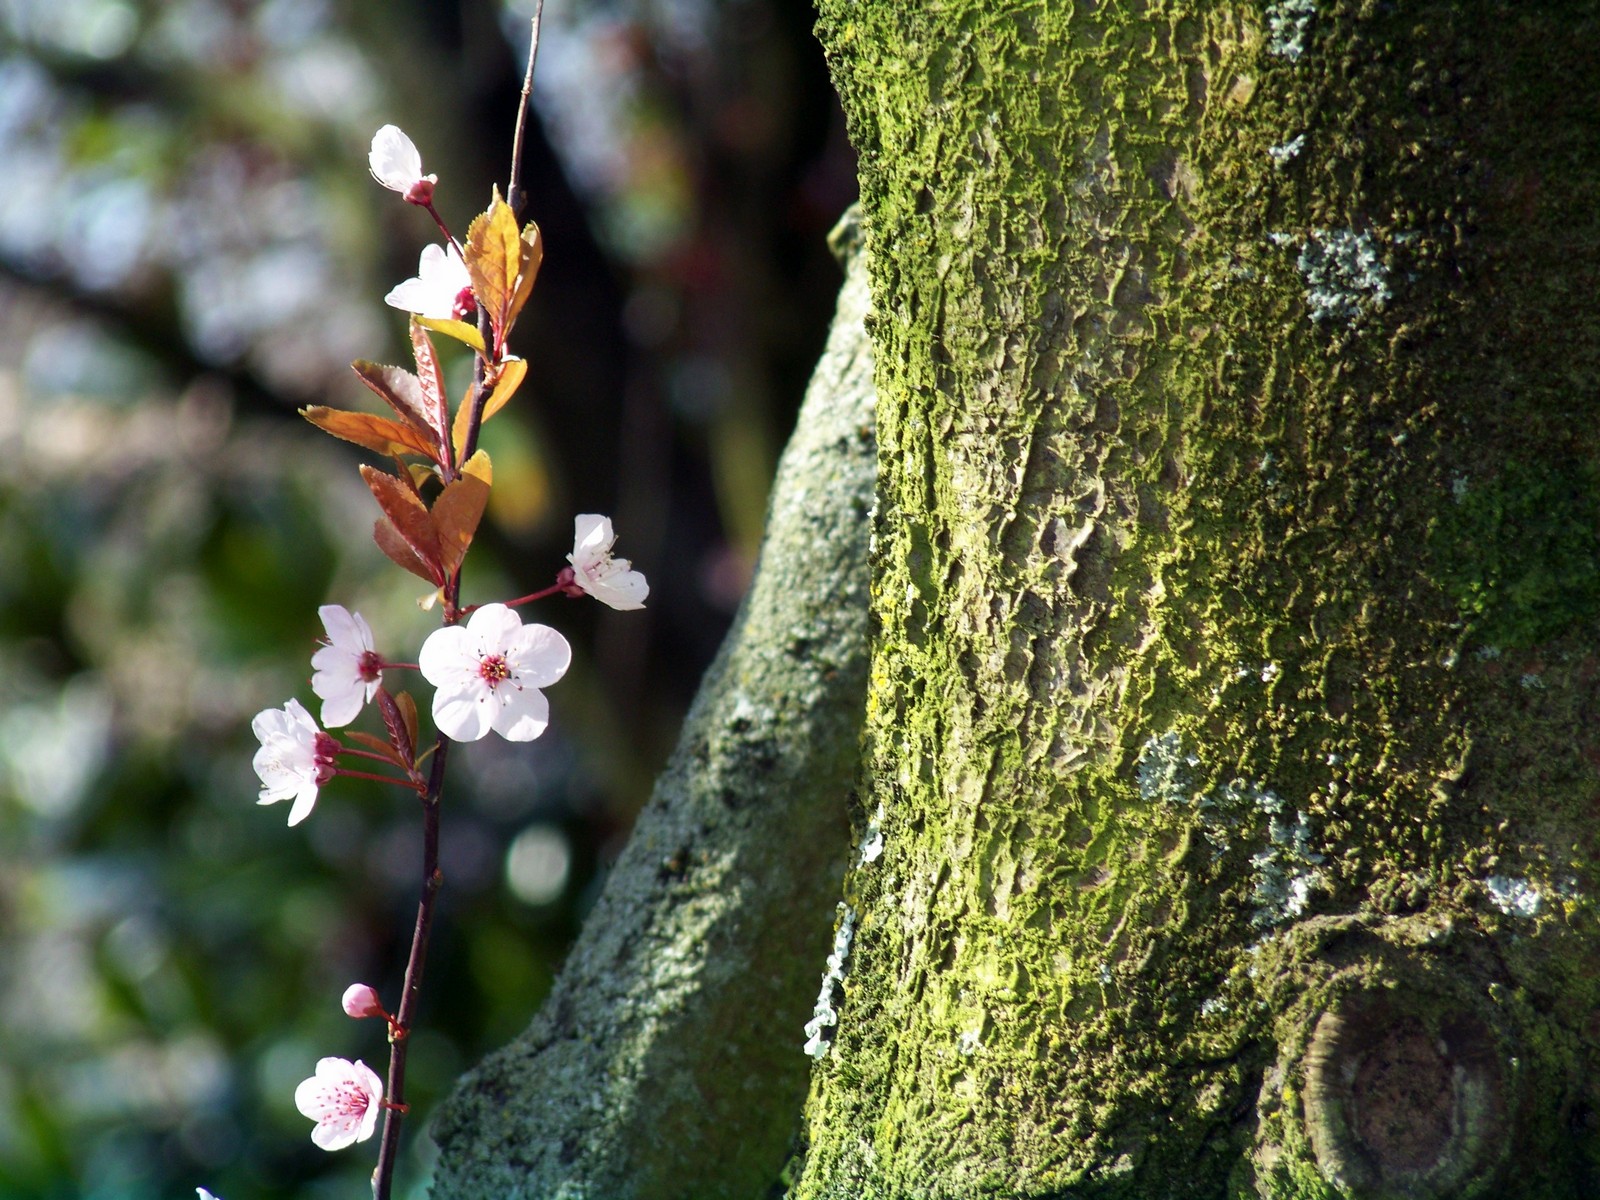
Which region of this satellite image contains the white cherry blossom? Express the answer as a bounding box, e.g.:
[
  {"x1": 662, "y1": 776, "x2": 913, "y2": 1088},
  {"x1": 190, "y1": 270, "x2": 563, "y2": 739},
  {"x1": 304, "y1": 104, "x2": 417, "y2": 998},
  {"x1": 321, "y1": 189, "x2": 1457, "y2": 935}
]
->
[
  {"x1": 311, "y1": 605, "x2": 382, "y2": 728},
  {"x1": 567, "y1": 514, "x2": 649, "y2": 610},
  {"x1": 251, "y1": 698, "x2": 337, "y2": 826},
  {"x1": 418, "y1": 603, "x2": 571, "y2": 742},
  {"x1": 197, "y1": 1190, "x2": 223, "y2": 1200},
  {"x1": 383, "y1": 243, "x2": 474, "y2": 321},
  {"x1": 294, "y1": 1056, "x2": 384, "y2": 1151},
  {"x1": 368, "y1": 124, "x2": 436, "y2": 203}
]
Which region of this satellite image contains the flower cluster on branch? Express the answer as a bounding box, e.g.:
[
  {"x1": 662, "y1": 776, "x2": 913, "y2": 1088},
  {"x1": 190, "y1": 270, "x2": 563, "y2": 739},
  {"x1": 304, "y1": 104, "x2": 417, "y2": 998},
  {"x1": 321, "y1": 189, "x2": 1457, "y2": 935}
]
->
[{"x1": 235, "y1": 119, "x2": 647, "y2": 1198}]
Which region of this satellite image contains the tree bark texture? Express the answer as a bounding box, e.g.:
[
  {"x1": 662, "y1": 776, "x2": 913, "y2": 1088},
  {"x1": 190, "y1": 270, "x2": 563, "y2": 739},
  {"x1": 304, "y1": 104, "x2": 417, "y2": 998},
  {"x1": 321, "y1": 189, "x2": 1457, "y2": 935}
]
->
[
  {"x1": 428, "y1": 211, "x2": 874, "y2": 1200},
  {"x1": 801, "y1": 4, "x2": 1600, "y2": 1199}
]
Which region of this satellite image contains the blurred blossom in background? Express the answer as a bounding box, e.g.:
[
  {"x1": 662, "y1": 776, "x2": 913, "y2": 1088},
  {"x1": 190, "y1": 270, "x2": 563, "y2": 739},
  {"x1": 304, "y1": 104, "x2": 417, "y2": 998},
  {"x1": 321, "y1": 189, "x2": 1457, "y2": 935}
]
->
[{"x1": 0, "y1": 0, "x2": 854, "y2": 1196}]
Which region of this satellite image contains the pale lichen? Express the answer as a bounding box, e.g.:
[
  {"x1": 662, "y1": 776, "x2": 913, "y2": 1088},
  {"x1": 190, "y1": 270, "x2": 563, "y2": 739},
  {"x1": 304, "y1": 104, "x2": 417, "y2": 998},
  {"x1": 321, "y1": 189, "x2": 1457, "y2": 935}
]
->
[
  {"x1": 1267, "y1": 133, "x2": 1305, "y2": 165},
  {"x1": 1266, "y1": 0, "x2": 1316, "y2": 60},
  {"x1": 1136, "y1": 730, "x2": 1196, "y2": 803},
  {"x1": 1484, "y1": 875, "x2": 1543, "y2": 918},
  {"x1": 803, "y1": 903, "x2": 858, "y2": 1059},
  {"x1": 1295, "y1": 228, "x2": 1391, "y2": 324}
]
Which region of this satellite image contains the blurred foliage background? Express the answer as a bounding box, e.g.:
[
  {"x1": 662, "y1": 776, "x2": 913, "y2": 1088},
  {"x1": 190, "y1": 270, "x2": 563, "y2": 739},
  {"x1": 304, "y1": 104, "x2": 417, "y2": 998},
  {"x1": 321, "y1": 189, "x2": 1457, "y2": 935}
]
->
[{"x1": 0, "y1": 0, "x2": 854, "y2": 1196}]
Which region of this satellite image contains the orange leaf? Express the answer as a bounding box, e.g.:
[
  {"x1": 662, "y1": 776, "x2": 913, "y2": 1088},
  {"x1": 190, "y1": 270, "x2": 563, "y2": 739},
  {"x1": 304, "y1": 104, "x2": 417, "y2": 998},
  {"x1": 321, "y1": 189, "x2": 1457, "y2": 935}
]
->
[
  {"x1": 451, "y1": 356, "x2": 528, "y2": 460},
  {"x1": 409, "y1": 320, "x2": 450, "y2": 454},
  {"x1": 509, "y1": 220, "x2": 543, "y2": 325},
  {"x1": 352, "y1": 361, "x2": 437, "y2": 443},
  {"x1": 481, "y1": 356, "x2": 528, "y2": 424},
  {"x1": 360, "y1": 466, "x2": 443, "y2": 583},
  {"x1": 301, "y1": 406, "x2": 437, "y2": 458},
  {"x1": 373, "y1": 517, "x2": 437, "y2": 583},
  {"x1": 394, "y1": 691, "x2": 420, "y2": 760},
  {"x1": 433, "y1": 450, "x2": 492, "y2": 579},
  {"x1": 464, "y1": 189, "x2": 522, "y2": 336}
]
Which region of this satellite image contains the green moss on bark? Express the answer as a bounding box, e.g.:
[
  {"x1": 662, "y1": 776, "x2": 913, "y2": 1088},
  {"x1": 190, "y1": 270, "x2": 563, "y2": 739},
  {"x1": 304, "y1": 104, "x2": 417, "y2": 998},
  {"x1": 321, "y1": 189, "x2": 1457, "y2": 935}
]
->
[{"x1": 800, "y1": 2, "x2": 1600, "y2": 1197}]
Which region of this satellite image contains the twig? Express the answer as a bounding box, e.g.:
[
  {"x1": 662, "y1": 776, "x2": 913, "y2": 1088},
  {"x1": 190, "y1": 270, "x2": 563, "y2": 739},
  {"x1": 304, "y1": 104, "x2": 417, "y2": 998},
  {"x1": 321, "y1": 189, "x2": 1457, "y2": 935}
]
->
[
  {"x1": 371, "y1": 672, "x2": 454, "y2": 1200},
  {"x1": 507, "y1": 4, "x2": 546, "y2": 221}
]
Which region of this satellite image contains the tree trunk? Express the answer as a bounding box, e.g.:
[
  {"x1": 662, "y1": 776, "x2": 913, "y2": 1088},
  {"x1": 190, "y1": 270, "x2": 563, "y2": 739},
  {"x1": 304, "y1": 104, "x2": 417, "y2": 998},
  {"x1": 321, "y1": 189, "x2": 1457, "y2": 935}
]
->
[
  {"x1": 430, "y1": 211, "x2": 875, "y2": 1199},
  {"x1": 795, "y1": 3, "x2": 1600, "y2": 1199}
]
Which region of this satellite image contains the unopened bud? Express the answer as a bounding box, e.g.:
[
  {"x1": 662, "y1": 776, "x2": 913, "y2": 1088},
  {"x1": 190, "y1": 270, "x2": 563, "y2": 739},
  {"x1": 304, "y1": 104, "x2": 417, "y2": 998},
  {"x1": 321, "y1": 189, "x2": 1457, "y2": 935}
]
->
[{"x1": 342, "y1": 982, "x2": 387, "y2": 1020}]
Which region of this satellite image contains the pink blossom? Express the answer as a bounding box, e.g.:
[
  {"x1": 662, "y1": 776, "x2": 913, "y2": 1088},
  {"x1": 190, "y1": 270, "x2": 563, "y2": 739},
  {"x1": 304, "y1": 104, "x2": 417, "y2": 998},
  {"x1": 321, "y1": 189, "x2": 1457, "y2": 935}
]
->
[
  {"x1": 311, "y1": 605, "x2": 382, "y2": 728},
  {"x1": 341, "y1": 982, "x2": 386, "y2": 1020},
  {"x1": 384, "y1": 243, "x2": 475, "y2": 321},
  {"x1": 251, "y1": 699, "x2": 338, "y2": 826},
  {"x1": 567, "y1": 514, "x2": 649, "y2": 610},
  {"x1": 368, "y1": 125, "x2": 436, "y2": 205},
  {"x1": 418, "y1": 603, "x2": 571, "y2": 742},
  {"x1": 294, "y1": 1056, "x2": 385, "y2": 1151}
]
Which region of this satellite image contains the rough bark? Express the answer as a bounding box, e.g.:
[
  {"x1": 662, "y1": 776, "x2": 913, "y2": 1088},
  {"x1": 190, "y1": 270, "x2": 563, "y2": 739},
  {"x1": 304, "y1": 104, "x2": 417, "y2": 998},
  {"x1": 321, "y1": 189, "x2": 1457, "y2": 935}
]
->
[
  {"x1": 429, "y1": 209, "x2": 875, "y2": 1199},
  {"x1": 799, "y1": 4, "x2": 1600, "y2": 1199}
]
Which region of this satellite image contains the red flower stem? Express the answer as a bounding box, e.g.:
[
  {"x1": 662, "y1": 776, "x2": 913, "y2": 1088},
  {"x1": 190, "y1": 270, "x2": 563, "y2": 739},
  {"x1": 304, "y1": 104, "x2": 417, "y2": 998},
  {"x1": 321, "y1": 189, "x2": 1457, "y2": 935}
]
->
[
  {"x1": 334, "y1": 767, "x2": 423, "y2": 791},
  {"x1": 340, "y1": 747, "x2": 400, "y2": 766},
  {"x1": 422, "y1": 201, "x2": 461, "y2": 255},
  {"x1": 381, "y1": 662, "x2": 420, "y2": 671},
  {"x1": 462, "y1": 581, "x2": 566, "y2": 617}
]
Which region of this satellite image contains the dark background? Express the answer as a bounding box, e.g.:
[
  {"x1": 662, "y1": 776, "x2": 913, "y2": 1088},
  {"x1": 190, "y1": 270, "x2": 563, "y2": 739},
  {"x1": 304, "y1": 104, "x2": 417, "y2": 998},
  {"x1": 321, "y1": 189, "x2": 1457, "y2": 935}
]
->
[{"x1": 0, "y1": 0, "x2": 853, "y2": 1195}]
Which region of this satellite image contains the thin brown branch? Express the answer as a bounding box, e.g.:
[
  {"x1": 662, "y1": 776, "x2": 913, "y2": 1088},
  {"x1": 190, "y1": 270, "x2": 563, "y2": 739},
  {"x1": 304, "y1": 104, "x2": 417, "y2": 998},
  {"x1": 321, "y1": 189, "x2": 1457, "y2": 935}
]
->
[
  {"x1": 371, "y1": 727, "x2": 451, "y2": 1200},
  {"x1": 507, "y1": 5, "x2": 546, "y2": 221}
]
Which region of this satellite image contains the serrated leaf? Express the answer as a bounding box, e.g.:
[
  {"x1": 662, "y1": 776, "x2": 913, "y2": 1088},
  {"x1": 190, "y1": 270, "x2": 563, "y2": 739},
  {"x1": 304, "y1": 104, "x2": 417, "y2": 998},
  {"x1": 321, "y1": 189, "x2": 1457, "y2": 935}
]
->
[
  {"x1": 375, "y1": 689, "x2": 414, "y2": 768},
  {"x1": 464, "y1": 189, "x2": 522, "y2": 335},
  {"x1": 416, "y1": 316, "x2": 486, "y2": 354},
  {"x1": 395, "y1": 691, "x2": 420, "y2": 759},
  {"x1": 361, "y1": 466, "x2": 443, "y2": 583},
  {"x1": 433, "y1": 450, "x2": 492, "y2": 578},
  {"x1": 451, "y1": 356, "x2": 528, "y2": 459},
  {"x1": 409, "y1": 320, "x2": 450, "y2": 457},
  {"x1": 352, "y1": 361, "x2": 436, "y2": 442},
  {"x1": 301, "y1": 406, "x2": 438, "y2": 458},
  {"x1": 374, "y1": 517, "x2": 437, "y2": 582}
]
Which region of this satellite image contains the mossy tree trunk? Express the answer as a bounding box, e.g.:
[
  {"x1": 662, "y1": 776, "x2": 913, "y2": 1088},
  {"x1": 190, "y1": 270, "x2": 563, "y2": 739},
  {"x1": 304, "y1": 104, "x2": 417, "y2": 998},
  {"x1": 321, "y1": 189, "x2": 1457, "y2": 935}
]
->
[{"x1": 797, "y1": 3, "x2": 1600, "y2": 1199}]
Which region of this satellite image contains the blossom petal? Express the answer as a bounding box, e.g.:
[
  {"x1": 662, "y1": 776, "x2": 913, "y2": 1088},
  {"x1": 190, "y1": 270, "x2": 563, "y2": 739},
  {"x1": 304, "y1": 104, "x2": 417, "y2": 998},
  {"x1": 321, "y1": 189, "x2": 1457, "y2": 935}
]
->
[
  {"x1": 287, "y1": 781, "x2": 320, "y2": 827},
  {"x1": 418, "y1": 623, "x2": 475, "y2": 686},
  {"x1": 489, "y1": 680, "x2": 550, "y2": 742},
  {"x1": 573, "y1": 513, "x2": 615, "y2": 558},
  {"x1": 318, "y1": 604, "x2": 372, "y2": 652},
  {"x1": 590, "y1": 567, "x2": 649, "y2": 611},
  {"x1": 369, "y1": 125, "x2": 424, "y2": 192},
  {"x1": 506, "y1": 623, "x2": 572, "y2": 689},
  {"x1": 431, "y1": 676, "x2": 494, "y2": 742},
  {"x1": 464, "y1": 602, "x2": 525, "y2": 648}
]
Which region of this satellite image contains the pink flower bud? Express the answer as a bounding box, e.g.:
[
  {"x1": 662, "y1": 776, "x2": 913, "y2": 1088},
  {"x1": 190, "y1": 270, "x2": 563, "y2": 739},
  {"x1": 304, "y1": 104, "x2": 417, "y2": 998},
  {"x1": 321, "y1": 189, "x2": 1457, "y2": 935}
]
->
[{"x1": 341, "y1": 983, "x2": 386, "y2": 1020}]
